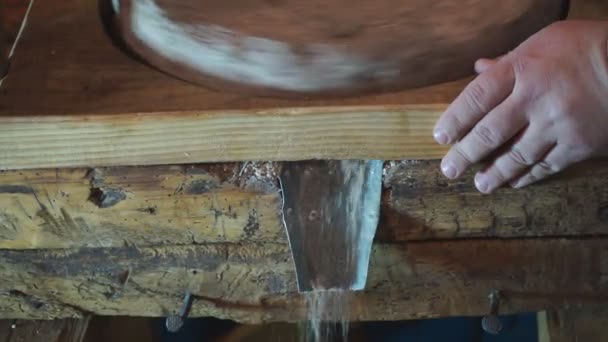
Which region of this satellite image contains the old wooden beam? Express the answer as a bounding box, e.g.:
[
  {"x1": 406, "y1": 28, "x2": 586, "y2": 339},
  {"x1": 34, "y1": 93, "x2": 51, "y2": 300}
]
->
[
  {"x1": 1, "y1": 238, "x2": 608, "y2": 322},
  {"x1": 1, "y1": 160, "x2": 607, "y2": 249},
  {"x1": 0, "y1": 163, "x2": 285, "y2": 249},
  {"x1": 0, "y1": 0, "x2": 606, "y2": 169},
  {"x1": 379, "y1": 160, "x2": 608, "y2": 241}
]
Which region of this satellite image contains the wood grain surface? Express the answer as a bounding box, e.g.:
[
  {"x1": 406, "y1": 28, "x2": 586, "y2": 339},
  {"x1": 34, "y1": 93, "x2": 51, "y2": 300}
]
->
[
  {"x1": 1, "y1": 0, "x2": 602, "y2": 116},
  {"x1": 0, "y1": 0, "x2": 466, "y2": 116},
  {"x1": 1, "y1": 160, "x2": 607, "y2": 249},
  {"x1": 0, "y1": 106, "x2": 447, "y2": 170},
  {"x1": 115, "y1": 0, "x2": 565, "y2": 97},
  {"x1": 0, "y1": 0, "x2": 605, "y2": 169},
  {"x1": 2, "y1": 238, "x2": 608, "y2": 322}
]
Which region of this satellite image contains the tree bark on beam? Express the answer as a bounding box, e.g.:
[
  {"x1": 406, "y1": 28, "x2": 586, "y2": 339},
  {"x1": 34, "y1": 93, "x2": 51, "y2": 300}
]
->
[
  {"x1": 1, "y1": 160, "x2": 607, "y2": 249},
  {"x1": 2, "y1": 238, "x2": 608, "y2": 322}
]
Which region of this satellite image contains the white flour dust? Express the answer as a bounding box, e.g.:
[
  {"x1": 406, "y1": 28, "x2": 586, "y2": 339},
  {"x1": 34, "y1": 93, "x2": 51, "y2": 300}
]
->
[
  {"x1": 301, "y1": 289, "x2": 353, "y2": 342},
  {"x1": 129, "y1": 0, "x2": 397, "y2": 92}
]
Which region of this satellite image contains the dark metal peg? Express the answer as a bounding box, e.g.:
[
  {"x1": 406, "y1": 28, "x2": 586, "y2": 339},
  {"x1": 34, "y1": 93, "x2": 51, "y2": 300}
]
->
[
  {"x1": 165, "y1": 292, "x2": 193, "y2": 333},
  {"x1": 481, "y1": 290, "x2": 502, "y2": 335}
]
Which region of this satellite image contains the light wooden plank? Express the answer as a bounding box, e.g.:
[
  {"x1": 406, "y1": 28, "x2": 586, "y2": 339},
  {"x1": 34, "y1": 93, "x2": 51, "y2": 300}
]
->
[
  {"x1": 2, "y1": 238, "x2": 608, "y2": 322},
  {"x1": 0, "y1": 106, "x2": 446, "y2": 170}
]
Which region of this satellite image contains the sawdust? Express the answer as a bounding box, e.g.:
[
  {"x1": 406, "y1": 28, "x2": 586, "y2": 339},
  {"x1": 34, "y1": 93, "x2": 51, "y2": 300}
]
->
[
  {"x1": 382, "y1": 160, "x2": 423, "y2": 187},
  {"x1": 234, "y1": 161, "x2": 280, "y2": 193}
]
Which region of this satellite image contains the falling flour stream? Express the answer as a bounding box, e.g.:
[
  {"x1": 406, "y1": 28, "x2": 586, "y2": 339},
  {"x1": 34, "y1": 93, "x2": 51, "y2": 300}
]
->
[{"x1": 302, "y1": 289, "x2": 353, "y2": 342}]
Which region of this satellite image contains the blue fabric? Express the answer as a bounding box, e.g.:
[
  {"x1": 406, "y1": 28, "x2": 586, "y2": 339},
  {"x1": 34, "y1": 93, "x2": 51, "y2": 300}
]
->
[
  {"x1": 158, "y1": 313, "x2": 538, "y2": 341},
  {"x1": 361, "y1": 313, "x2": 538, "y2": 342},
  {"x1": 156, "y1": 317, "x2": 237, "y2": 342}
]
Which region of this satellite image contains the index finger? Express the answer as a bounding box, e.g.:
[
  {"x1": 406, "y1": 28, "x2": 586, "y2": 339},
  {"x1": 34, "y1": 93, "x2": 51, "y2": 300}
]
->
[{"x1": 433, "y1": 60, "x2": 516, "y2": 145}]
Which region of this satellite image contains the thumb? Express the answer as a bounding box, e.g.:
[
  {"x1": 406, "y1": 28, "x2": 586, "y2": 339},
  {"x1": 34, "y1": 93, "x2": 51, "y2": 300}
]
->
[{"x1": 474, "y1": 56, "x2": 503, "y2": 73}]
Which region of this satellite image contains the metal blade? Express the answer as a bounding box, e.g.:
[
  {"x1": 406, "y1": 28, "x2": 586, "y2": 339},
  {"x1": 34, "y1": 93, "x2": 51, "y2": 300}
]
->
[{"x1": 280, "y1": 160, "x2": 383, "y2": 292}]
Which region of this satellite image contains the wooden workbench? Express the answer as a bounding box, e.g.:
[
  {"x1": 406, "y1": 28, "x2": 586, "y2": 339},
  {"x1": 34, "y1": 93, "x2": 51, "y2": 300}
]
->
[{"x1": 1, "y1": 0, "x2": 608, "y2": 325}]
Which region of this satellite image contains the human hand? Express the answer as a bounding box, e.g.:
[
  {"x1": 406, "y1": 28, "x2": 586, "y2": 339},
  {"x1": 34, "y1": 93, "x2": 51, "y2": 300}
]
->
[{"x1": 433, "y1": 20, "x2": 608, "y2": 193}]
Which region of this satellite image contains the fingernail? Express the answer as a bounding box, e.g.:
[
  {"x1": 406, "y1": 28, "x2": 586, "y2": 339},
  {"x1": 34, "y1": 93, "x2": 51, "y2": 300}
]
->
[
  {"x1": 510, "y1": 178, "x2": 525, "y2": 189},
  {"x1": 475, "y1": 173, "x2": 490, "y2": 193},
  {"x1": 441, "y1": 161, "x2": 458, "y2": 179},
  {"x1": 433, "y1": 130, "x2": 449, "y2": 145}
]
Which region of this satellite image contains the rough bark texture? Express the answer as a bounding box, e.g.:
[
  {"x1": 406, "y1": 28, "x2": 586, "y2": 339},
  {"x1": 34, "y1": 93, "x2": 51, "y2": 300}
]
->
[
  {"x1": 1, "y1": 161, "x2": 607, "y2": 249},
  {"x1": 1, "y1": 161, "x2": 607, "y2": 322},
  {"x1": 2, "y1": 238, "x2": 608, "y2": 322},
  {"x1": 380, "y1": 160, "x2": 608, "y2": 241},
  {"x1": 0, "y1": 163, "x2": 284, "y2": 249}
]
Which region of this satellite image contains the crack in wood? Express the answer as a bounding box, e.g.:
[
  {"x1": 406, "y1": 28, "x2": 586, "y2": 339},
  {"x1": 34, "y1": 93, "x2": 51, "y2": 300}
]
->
[{"x1": 0, "y1": 185, "x2": 33, "y2": 194}]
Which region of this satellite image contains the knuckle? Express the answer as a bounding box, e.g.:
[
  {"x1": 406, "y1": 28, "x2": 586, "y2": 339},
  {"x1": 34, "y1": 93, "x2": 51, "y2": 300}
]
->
[
  {"x1": 489, "y1": 165, "x2": 508, "y2": 183},
  {"x1": 463, "y1": 82, "x2": 489, "y2": 113},
  {"x1": 546, "y1": 108, "x2": 564, "y2": 123},
  {"x1": 525, "y1": 161, "x2": 559, "y2": 185},
  {"x1": 507, "y1": 146, "x2": 536, "y2": 166},
  {"x1": 510, "y1": 57, "x2": 530, "y2": 76},
  {"x1": 472, "y1": 124, "x2": 503, "y2": 147},
  {"x1": 448, "y1": 113, "x2": 467, "y2": 133},
  {"x1": 516, "y1": 82, "x2": 543, "y2": 105},
  {"x1": 453, "y1": 143, "x2": 475, "y2": 165}
]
